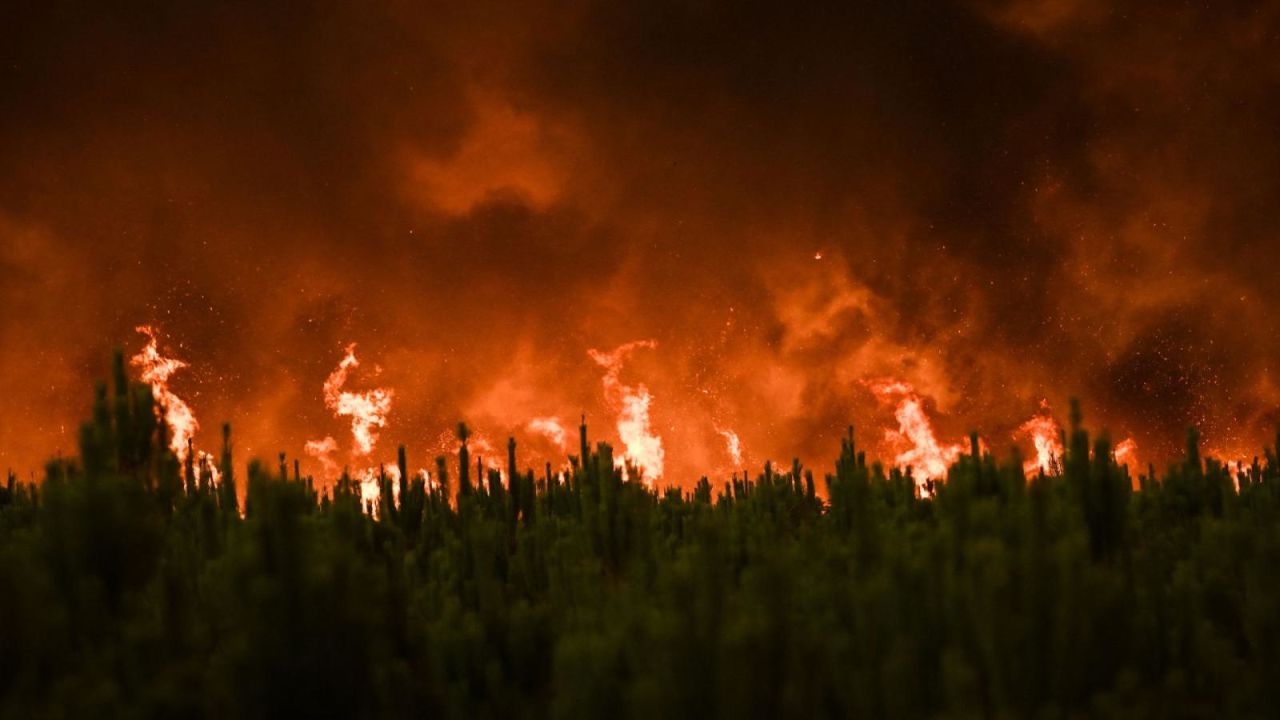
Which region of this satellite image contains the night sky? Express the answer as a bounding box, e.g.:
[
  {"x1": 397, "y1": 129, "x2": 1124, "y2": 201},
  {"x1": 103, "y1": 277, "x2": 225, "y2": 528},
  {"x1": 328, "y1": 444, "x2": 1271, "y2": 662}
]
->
[{"x1": 3, "y1": 1, "x2": 1279, "y2": 482}]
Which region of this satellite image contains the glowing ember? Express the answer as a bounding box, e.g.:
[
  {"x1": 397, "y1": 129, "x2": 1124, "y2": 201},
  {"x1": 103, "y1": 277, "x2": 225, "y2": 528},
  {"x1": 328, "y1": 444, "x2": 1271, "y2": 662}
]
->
[
  {"x1": 588, "y1": 340, "x2": 664, "y2": 484},
  {"x1": 868, "y1": 379, "x2": 964, "y2": 495},
  {"x1": 1015, "y1": 401, "x2": 1064, "y2": 475},
  {"x1": 130, "y1": 326, "x2": 199, "y2": 462},
  {"x1": 320, "y1": 344, "x2": 393, "y2": 458}
]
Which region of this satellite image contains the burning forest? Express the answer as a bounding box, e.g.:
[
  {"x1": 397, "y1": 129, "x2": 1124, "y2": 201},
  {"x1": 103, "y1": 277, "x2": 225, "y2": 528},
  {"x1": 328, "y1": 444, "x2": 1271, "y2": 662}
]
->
[
  {"x1": 3, "y1": 346, "x2": 1280, "y2": 716},
  {"x1": 5, "y1": 0, "x2": 1280, "y2": 716}
]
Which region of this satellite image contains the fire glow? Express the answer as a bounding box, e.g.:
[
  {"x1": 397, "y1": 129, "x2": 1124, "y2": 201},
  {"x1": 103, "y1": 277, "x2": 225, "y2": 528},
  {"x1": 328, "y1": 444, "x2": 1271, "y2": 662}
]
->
[
  {"x1": 527, "y1": 417, "x2": 569, "y2": 451},
  {"x1": 305, "y1": 343, "x2": 398, "y2": 506},
  {"x1": 868, "y1": 379, "x2": 964, "y2": 496},
  {"x1": 718, "y1": 428, "x2": 743, "y2": 467},
  {"x1": 130, "y1": 326, "x2": 200, "y2": 463},
  {"x1": 321, "y1": 344, "x2": 393, "y2": 458},
  {"x1": 123, "y1": 328, "x2": 1156, "y2": 500},
  {"x1": 1016, "y1": 401, "x2": 1065, "y2": 476},
  {"x1": 588, "y1": 340, "x2": 665, "y2": 485},
  {"x1": 1114, "y1": 437, "x2": 1139, "y2": 468}
]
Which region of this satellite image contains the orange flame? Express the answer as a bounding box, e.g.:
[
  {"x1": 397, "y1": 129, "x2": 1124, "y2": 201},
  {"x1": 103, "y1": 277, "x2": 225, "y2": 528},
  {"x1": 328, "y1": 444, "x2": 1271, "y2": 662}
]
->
[
  {"x1": 344, "y1": 463, "x2": 430, "y2": 516},
  {"x1": 1114, "y1": 437, "x2": 1138, "y2": 468},
  {"x1": 868, "y1": 379, "x2": 963, "y2": 495},
  {"x1": 348, "y1": 464, "x2": 392, "y2": 512},
  {"x1": 305, "y1": 435, "x2": 339, "y2": 478},
  {"x1": 1016, "y1": 401, "x2": 1064, "y2": 475},
  {"x1": 320, "y1": 344, "x2": 393, "y2": 458},
  {"x1": 195, "y1": 450, "x2": 221, "y2": 485},
  {"x1": 130, "y1": 326, "x2": 199, "y2": 461},
  {"x1": 588, "y1": 340, "x2": 664, "y2": 484},
  {"x1": 718, "y1": 427, "x2": 743, "y2": 467},
  {"x1": 466, "y1": 432, "x2": 511, "y2": 478},
  {"x1": 527, "y1": 416, "x2": 569, "y2": 451}
]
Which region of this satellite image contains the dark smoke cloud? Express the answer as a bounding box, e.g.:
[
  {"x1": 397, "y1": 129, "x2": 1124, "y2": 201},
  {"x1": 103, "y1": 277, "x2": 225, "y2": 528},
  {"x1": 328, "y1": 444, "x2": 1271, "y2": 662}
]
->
[{"x1": 2, "y1": 0, "x2": 1278, "y2": 479}]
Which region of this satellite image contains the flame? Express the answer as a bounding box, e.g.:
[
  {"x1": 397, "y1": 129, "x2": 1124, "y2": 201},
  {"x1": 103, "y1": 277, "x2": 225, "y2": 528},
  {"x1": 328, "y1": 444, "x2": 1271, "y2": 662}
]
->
[
  {"x1": 345, "y1": 463, "x2": 431, "y2": 514},
  {"x1": 527, "y1": 416, "x2": 569, "y2": 451},
  {"x1": 868, "y1": 379, "x2": 963, "y2": 495},
  {"x1": 588, "y1": 340, "x2": 664, "y2": 484},
  {"x1": 1016, "y1": 401, "x2": 1064, "y2": 475},
  {"x1": 195, "y1": 450, "x2": 221, "y2": 485},
  {"x1": 718, "y1": 427, "x2": 743, "y2": 467},
  {"x1": 305, "y1": 435, "x2": 339, "y2": 479},
  {"x1": 348, "y1": 464, "x2": 396, "y2": 512},
  {"x1": 320, "y1": 344, "x2": 393, "y2": 458},
  {"x1": 1114, "y1": 437, "x2": 1138, "y2": 468},
  {"x1": 465, "y1": 432, "x2": 510, "y2": 479},
  {"x1": 130, "y1": 326, "x2": 199, "y2": 461}
]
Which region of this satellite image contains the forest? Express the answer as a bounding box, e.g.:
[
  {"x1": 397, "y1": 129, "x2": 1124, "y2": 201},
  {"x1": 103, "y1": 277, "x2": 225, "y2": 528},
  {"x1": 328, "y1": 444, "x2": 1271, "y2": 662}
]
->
[{"x1": 1, "y1": 351, "x2": 1277, "y2": 719}]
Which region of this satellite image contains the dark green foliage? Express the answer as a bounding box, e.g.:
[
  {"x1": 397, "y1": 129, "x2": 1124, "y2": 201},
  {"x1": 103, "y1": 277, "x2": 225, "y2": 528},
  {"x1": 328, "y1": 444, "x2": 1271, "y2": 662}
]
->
[{"x1": 1, "y1": 365, "x2": 1277, "y2": 718}]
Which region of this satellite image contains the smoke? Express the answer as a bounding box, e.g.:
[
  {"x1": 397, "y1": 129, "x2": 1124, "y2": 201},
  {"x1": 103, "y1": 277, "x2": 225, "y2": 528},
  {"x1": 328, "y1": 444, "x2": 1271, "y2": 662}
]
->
[{"x1": 2, "y1": 1, "x2": 1279, "y2": 481}]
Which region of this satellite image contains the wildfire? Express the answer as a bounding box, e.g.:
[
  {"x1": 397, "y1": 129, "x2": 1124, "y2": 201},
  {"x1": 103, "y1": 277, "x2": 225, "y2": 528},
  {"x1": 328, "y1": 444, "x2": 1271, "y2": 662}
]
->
[
  {"x1": 527, "y1": 416, "x2": 569, "y2": 451},
  {"x1": 1114, "y1": 437, "x2": 1138, "y2": 468},
  {"x1": 464, "y1": 432, "x2": 508, "y2": 475},
  {"x1": 868, "y1": 379, "x2": 964, "y2": 495},
  {"x1": 588, "y1": 340, "x2": 665, "y2": 484},
  {"x1": 195, "y1": 451, "x2": 222, "y2": 485},
  {"x1": 305, "y1": 436, "x2": 340, "y2": 478},
  {"x1": 718, "y1": 427, "x2": 743, "y2": 467},
  {"x1": 1016, "y1": 401, "x2": 1064, "y2": 475},
  {"x1": 353, "y1": 464, "x2": 424, "y2": 512},
  {"x1": 320, "y1": 344, "x2": 393, "y2": 458},
  {"x1": 122, "y1": 326, "x2": 1174, "y2": 508},
  {"x1": 130, "y1": 326, "x2": 199, "y2": 462}
]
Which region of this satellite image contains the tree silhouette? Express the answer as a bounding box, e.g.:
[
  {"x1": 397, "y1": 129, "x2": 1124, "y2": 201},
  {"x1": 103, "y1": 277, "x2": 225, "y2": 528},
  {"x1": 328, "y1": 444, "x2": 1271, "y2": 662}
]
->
[{"x1": 0, "y1": 355, "x2": 1277, "y2": 716}]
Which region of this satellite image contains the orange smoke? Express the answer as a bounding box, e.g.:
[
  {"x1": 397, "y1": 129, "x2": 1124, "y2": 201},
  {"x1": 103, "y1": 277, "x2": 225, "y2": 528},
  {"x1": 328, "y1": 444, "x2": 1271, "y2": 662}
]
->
[
  {"x1": 320, "y1": 344, "x2": 393, "y2": 459},
  {"x1": 130, "y1": 326, "x2": 199, "y2": 462},
  {"x1": 868, "y1": 379, "x2": 964, "y2": 495},
  {"x1": 588, "y1": 340, "x2": 665, "y2": 485}
]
